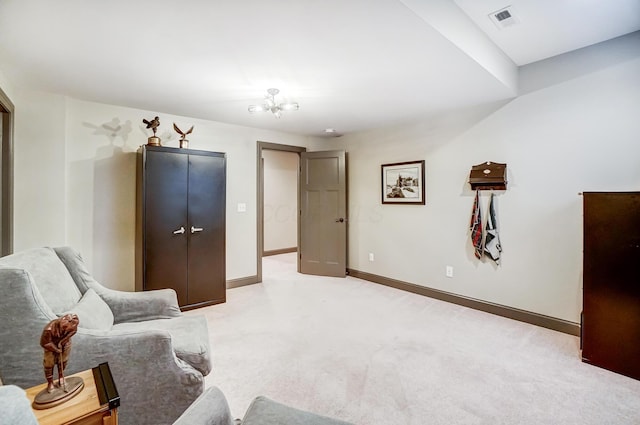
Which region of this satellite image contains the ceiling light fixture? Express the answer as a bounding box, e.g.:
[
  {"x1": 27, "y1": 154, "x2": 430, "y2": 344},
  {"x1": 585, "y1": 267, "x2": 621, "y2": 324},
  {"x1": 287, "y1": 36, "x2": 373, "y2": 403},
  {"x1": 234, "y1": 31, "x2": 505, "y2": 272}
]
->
[
  {"x1": 324, "y1": 128, "x2": 343, "y2": 137},
  {"x1": 248, "y1": 88, "x2": 299, "y2": 118}
]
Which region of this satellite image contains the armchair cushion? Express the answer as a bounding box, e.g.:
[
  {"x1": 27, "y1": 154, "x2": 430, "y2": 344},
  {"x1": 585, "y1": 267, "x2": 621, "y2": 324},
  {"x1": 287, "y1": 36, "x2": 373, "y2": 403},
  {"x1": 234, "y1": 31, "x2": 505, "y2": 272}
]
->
[{"x1": 63, "y1": 288, "x2": 114, "y2": 331}]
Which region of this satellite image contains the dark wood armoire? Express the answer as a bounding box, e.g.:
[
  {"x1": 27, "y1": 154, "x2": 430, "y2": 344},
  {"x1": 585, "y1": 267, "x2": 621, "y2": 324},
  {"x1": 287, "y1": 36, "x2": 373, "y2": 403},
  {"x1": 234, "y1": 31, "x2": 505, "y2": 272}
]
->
[
  {"x1": 582, "y1": 191, "x2": 640, "y2": 380},
  {"x1": 136, "y1": 145, "x2": 226, "y2": 309}
]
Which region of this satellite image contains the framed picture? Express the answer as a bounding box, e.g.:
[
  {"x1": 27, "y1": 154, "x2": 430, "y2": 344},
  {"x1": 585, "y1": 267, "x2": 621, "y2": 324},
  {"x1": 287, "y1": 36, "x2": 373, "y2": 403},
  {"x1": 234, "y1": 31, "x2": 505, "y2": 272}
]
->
[{"x1": 381, "y1": 160, "x2": 425, "y2": 204}]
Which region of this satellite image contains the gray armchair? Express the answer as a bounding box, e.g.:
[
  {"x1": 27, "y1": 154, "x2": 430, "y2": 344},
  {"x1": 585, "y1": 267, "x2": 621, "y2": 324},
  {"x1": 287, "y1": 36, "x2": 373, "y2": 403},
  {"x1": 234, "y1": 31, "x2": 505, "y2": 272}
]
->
[{"x1": 0, "y1": 246, "x2": 212, "y2": 425}]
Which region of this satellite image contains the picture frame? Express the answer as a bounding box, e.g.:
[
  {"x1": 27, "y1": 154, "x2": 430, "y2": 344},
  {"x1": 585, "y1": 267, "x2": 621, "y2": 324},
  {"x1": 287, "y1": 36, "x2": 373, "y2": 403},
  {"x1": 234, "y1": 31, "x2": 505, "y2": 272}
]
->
[{"x1": 381, "y1": 160, "x2": 425, "y2": 204}]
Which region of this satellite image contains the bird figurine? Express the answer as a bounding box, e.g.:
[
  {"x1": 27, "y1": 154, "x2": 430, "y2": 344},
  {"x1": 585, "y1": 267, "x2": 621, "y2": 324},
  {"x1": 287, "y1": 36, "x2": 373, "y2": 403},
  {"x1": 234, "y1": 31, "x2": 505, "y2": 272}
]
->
[
  {"x1": 173, "y1": 123, "x2": 193, "y2": 141},
  {"x1": 143, "y1": 116, "x2": 160, "y2": 136},
  {"x1": 173, "y1": 123, "x2": 194, "y2": 148}
]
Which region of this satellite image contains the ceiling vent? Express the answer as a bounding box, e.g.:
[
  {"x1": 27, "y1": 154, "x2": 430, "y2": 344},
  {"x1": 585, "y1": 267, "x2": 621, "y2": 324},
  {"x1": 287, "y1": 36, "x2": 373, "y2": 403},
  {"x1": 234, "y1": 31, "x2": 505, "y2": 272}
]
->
[{"x1": 489, "y1": 6, "x2": 518, "y2": 29}]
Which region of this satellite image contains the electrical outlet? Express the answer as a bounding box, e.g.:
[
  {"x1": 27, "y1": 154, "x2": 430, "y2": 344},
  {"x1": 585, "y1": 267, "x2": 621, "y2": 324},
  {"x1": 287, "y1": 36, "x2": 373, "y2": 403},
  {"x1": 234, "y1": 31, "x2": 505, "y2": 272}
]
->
[
  {"x1": 368, "y1": 253, "x2": 375, "y2": 262},
  {"x1": 446, "y1": 266, "x2": 454, "y2": 278}
]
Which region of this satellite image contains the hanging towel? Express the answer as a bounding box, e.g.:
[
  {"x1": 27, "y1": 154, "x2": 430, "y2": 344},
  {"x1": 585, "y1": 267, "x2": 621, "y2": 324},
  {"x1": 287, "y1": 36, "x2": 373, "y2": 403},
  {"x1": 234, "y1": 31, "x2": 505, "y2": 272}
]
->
[
  {"x1": 470, "y1": 190, "x2": 484, "y2": 259},
  {"x1": 484, "y1": 192, "x2": 502, "y2": 265}
]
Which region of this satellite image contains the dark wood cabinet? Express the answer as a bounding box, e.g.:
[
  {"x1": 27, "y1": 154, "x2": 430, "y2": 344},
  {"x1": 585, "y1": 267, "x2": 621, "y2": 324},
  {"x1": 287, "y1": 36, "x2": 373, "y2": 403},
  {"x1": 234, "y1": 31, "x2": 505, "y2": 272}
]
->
[
  {"x1": 582, "y1": 191, "x2": 640, "y2": 380},
  {"x1": 136, "y1": 145, "x2": 226, "y2": 309}
]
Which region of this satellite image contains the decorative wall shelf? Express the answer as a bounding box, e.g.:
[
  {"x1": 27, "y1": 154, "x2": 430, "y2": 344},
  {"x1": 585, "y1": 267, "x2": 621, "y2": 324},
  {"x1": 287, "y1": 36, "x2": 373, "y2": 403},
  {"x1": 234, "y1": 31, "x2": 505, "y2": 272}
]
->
[{"x1": 469, "y1": 161, "x2": 507, "y2": 191}]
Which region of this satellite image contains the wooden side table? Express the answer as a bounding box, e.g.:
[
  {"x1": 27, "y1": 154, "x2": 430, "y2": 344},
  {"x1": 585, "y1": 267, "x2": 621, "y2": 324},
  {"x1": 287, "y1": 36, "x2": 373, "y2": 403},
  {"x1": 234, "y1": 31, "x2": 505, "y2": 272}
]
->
[{"x1": 25, "y1": 364, "x2": 119, "y2": 425}]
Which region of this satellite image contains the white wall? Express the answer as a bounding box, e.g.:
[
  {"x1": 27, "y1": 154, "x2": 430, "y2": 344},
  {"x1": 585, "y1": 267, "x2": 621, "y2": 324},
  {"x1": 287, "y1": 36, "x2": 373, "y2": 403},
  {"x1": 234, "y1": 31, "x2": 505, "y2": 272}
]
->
[
  {"x1": 13, "y1": 90, "x2": 68, "y2": 251},
  {"x1": 13, "y1": 94, "x2": 319, "y2": 290},
  {"x1": 0, "y1": 68, "x2": 15, "y2": 101},
  {"x1": 263, "y1": 149, "x2": 298, "y2": 252},
  {"x1": 334, "y1": 33, "x2": 640, "y2": 323}
]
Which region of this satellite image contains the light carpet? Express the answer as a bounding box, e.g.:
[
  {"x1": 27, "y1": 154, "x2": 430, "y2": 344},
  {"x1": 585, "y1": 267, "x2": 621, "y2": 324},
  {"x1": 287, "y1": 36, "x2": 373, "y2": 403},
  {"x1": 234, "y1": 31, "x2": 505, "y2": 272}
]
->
[{"x1": 186, "y1": 253, "x2": 640, "y2": 424}]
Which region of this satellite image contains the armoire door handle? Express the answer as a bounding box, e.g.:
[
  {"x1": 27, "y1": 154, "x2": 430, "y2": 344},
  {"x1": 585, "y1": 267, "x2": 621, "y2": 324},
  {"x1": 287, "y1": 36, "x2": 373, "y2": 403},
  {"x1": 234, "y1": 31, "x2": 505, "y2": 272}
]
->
[
  {"x1": 191, "y1": 226, "x2": 204, "y2": 233},
  {"x1": 172, "y1": 226, "x2": 185, "y2": 235}
]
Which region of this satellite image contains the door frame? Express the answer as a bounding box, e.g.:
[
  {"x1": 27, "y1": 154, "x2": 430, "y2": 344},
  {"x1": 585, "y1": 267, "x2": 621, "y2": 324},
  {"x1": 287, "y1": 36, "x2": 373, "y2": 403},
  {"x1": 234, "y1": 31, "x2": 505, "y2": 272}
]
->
[
  {"x1": 256, "y1": 141, "x2": 306, "y2": 283},
  {"x1": 0, "y1": 87, "x2": 14, "y2": 256}
]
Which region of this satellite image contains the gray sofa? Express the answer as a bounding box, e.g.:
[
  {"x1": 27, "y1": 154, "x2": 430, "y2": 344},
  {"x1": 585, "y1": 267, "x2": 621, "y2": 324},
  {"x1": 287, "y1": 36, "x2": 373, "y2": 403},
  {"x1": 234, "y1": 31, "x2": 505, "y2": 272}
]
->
[
  {"x1": 0, "y1": 384, "x2": 354, "y2": 425},
  {"x1": 0, "y1": 246, "x2": 212, "y2": 425}
]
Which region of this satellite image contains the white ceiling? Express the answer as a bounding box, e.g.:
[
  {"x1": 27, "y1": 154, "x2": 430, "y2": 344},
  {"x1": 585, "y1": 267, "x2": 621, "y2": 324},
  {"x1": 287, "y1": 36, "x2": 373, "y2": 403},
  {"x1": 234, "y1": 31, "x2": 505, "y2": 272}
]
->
[
  {"x1": 454, "y1": 0, "x2": 640, "y2": 66},
  {"x1": 0, "y1": 0, "x2": 638, "y2": 138}
]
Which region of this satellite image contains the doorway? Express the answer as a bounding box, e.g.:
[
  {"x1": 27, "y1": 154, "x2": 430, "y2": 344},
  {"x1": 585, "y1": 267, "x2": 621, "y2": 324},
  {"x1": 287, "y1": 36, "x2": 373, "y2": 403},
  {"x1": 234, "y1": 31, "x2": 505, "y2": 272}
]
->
[
  {"x1": 262, "y1": 149, "x2": 299, "y2": 257},
  {"x1": 0, "y1": 87, "x2": 13, "y2": 256},
  {"x1": 256, "y1": 142, "x2": 348, "y2": 282},
  {"x1": 256, "y1": 141, "x2": 306, "y2": 282}
]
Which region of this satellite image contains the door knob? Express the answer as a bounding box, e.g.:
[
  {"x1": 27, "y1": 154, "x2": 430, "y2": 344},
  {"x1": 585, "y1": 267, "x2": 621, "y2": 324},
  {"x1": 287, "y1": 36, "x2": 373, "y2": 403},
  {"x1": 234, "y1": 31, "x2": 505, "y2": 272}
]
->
[
  {"x1": 191, "y1": 226, "x2": 204, "y2": 233},
  {"x1": 335, "y1": 218, "x2": 345, "y2": 223},
  {"x1": 172, "y1": 226, "x2": 185, "y2": 235}
]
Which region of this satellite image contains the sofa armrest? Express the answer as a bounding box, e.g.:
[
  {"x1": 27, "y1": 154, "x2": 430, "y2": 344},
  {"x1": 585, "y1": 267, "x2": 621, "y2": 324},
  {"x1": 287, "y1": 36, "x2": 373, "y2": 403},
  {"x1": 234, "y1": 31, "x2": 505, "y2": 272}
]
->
[
  {"x1": 173, "y1": 386, "x2": 235, "y2": 425},
  {"x1": 69, "y1": 328, "x2": 205, "y2": 425},
  {"x1": 0, "y1": 385, "x2": 39, "y2": 425}
]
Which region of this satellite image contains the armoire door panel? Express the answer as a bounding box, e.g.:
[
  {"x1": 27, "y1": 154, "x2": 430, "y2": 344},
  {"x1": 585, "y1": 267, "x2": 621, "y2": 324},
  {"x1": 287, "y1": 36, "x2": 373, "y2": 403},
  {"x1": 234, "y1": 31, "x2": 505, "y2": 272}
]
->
[
  {"x1": 144, "y1": 150, "x2": 189, "y2": 305},
  {"x1": 187, "y1": 154, "x2": 226, "y2": 305}
]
